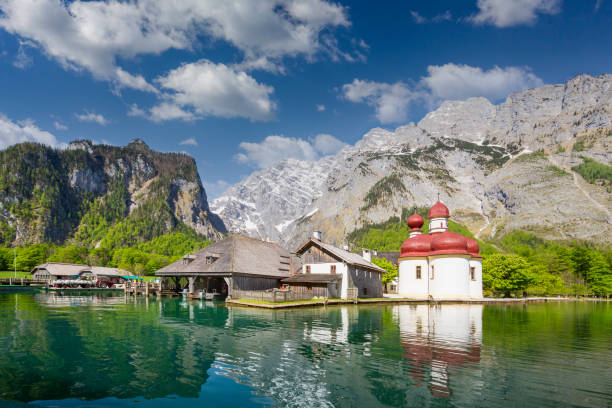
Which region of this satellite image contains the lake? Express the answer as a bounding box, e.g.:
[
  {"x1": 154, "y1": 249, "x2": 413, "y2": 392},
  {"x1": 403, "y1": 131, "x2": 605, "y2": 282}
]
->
[{"x1": 0, "y1": 290, "x2": 610, "y2": 407}]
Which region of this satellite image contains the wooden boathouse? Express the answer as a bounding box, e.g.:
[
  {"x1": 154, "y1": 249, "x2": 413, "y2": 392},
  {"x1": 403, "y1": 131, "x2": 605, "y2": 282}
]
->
[
  {"x1": 155, "y1": 235, "x2": 296, "y2": 299},
  {"x1": 290, "y1": 235, "x2": 386, "y2": 299}
]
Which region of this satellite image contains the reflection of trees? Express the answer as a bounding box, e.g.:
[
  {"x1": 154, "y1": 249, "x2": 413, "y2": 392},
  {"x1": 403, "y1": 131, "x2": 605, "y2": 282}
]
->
[
  {"x1": 480, "y1": 302, "x2": 612, "y2": 407},
  {"x1": 0, "y1": 293, "x2": 225, "y2": 402}
]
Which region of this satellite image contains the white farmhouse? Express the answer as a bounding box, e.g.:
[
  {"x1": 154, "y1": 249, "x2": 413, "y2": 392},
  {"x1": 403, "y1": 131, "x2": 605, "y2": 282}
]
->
[
  {"x1": 285, "y1": 234, "x2": 385, "y2": 299},
  {"x1": 398, "y1": 201, "x2": 483, "y2": 300}
]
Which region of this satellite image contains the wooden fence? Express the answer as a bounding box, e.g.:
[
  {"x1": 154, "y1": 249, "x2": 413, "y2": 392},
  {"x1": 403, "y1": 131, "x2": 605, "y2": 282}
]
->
[
  {"x1": 232, "y1": 289, "x2": 314, "y2": 303},
  {"x1": 0, "y1": 278, "x2": 47, "y2": 286}
]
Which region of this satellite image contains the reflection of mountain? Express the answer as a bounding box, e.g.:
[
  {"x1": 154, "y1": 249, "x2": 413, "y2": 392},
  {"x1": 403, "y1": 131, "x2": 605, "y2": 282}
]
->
[
  {"x1": 0, "y1": 293, "x2": 225, "y2": 402},
  {"x1": 396, "y1": 304, "x2": 482, "y2": 398}
]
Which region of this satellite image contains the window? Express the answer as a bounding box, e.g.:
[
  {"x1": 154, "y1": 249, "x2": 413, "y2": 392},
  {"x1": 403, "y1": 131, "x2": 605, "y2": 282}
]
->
[
  {"x1": 470, "y1": 267, "x2": 476, "y2": 281},
  {"x1": 305, "y1": 265, "x2": 311, "y2": 274},
  {"x1": 430, "y1": 265, "x2": 435, "y2": 280},
  {"x1": 416, "y1": 265, "x2": 422, "y2": 280},
  {"x1": 330, "y1": 265, "x2": 336, "y2": 274},
  {"x1": 363, "y1": 287, "x2": 368, "y2": 296}
]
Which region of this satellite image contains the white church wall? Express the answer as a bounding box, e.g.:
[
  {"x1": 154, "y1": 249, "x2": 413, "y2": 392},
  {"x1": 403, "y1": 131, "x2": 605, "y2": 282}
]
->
[
  {"x1": 468, "y1": 259, "x2": 483, "y2": 299},
  {"x1": 398, "y1": 258, "x2": 429, "y2": 298},
  {"x1": 429, "y1": 255, "x2": 471, "y2": 299},
  {"x1": 428, "y1": 217, "x2": 449, "y2": 233}
]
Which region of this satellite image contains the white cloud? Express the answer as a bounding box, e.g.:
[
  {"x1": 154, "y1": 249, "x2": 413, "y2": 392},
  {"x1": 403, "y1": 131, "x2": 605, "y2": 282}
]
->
[
  {"x1": 316, "y1": 104, "x2": 326, "y2": 112},
  {"x1": 410, "y1": 10, "x2": 452, "y2": 24},
  {"x1": 0, "y1": 114, "x2": 63, "y2": 150},
  {"x1": 342, "y1": 79, "x2": 416, "y2": 123},
  {"x1": 153, "y1": 60, "x2": 276, "y2": 122},
  {"x1": 13, "y1": 40, "x2": 35, "y2": 69},
  {"x1": 179, "y1": 137, "x2": 198, "y2": 146},
  {"x1": 53, "y1": 121, "x2": 68, "y2": 131},
  {"x1": 235, "y1": 133, "x2": 345, "y2": 168},
  {"x1": 341, "y1": 63, "x2": 544, "y2": 123},
  {"x1": 433, "y1": 11, "x2": 453, "y2": 22},
  {"x1": 469, "y1": 0, "x2": 561, "y2": 27},
  {"x1": 422, "y1": 63, "x2": 544, "y2": 101},
  {"x1": 231, "y1": 56, "x2": 286, "y2": 75},
  {"x1": 114, "y1": 68, "x2": 158, "y2": 93},
  {"x1": 312, "y1": 133, "x2": 347, "y2": 155},
  {"x1": 75, "y1": 111, "x2": 109, "y2": 125},
  {"x1": 595, "y1": 0, "x2": 603, "y2": 11},
  {"x1": 149, "y1": 103, "x2": 196, "y2": 123},
  {"x1": 0, "y1": 0, "x2": 350, "y2": 93},
  {"x1": 410, "y1": 11, "x2": 427, "y2": 24},
  {"x1": 127, "y1": 104, "x2": 147, "y2": 118}
]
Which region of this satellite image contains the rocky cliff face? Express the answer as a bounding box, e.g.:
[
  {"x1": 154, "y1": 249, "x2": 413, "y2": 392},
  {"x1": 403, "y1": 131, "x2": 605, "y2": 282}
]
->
[
  {"x1": 211, "y1": 74, "x2": 611, "y2": 248},
  {"x1": 0, "y1": 139, "x2": 225, "y2": 246}
]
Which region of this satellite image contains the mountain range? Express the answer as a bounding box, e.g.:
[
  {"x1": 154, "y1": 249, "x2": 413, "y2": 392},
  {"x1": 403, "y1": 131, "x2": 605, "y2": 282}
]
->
[
  {"x1": 211, "y1": 74, "x2": 611, "y2": 248},
  {"x1": 1, "y1": 74, "x2": 609, "y2": 251}
]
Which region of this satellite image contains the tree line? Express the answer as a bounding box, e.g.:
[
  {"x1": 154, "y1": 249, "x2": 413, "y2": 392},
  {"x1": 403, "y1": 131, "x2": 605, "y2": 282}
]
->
[{"x1": 0, "y1": 232, "x2": 211, "y2": 276}]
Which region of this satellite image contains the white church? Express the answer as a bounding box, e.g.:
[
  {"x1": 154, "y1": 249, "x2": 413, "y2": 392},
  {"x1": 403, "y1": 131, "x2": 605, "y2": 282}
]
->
[{"x1": 398, "y1": 201, "x2": 483, "y2": 299}]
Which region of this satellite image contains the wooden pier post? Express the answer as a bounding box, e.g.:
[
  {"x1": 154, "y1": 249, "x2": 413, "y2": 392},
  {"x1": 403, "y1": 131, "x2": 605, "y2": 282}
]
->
[
  {"x1": 188, "y1": 277, "x2": 195, "y2": 295},
  {"x1": 145, "y1": 282, "x2": 149, "y2": 297}
]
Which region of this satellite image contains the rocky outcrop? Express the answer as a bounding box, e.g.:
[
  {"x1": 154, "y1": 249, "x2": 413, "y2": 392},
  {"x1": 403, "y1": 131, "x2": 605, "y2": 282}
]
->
[
  {"x1": 212, "y1": 74, "x2": 612, "y2": 248},
  {"x1": 0, "y1": 139, "x2": 225, "y2": 245}
]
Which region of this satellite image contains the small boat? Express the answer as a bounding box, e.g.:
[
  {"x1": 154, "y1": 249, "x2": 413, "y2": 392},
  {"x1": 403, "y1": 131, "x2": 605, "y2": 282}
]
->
[{"x1": 202, "y1": 289, "x2": 224, "y2": 300}]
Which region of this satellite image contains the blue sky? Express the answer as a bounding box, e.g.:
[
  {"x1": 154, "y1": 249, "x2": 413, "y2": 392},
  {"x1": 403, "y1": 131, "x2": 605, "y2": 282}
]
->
[{"x1": 0, "y1": 0, "x2": 610, "y2": 198}]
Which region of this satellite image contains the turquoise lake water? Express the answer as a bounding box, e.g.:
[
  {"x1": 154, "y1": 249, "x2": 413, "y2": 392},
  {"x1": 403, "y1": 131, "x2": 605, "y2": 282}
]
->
[{"x1": 0, "y1": 290, "x2": 610, "y2": 407}]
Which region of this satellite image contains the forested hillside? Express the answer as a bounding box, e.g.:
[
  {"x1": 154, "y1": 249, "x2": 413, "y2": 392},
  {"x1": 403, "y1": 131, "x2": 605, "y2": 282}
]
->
[
  {"x1": 351, "y1": 208, "x2": 612, "y2": 297},
  {"x1": 0, "y1": 139, "x2": 224, "y2": 248}
]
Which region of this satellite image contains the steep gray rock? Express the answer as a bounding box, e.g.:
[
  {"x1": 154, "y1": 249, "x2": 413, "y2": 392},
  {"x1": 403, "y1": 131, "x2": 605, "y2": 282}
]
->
[{"x1": 212, "y1": 74, "x2": 612, "y2": 248}]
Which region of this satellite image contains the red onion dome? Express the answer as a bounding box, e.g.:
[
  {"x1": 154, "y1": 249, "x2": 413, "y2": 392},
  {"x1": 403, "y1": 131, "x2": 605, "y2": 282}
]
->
[
  {"x1": 406, "y1": 213, "x2": 424, "y2": 230},
  {"x1": 429, "y1": 231, "x2": 469, "y2": 255},
  {"x1": 400, "y1": 234, "x2": 432, "y2": 257},
  {"x1": 466, "y1": 238, "x2": 480, "y2": 257},
  {"x1": 428, "y1": 200, "x2": 450, "y2": 219}
]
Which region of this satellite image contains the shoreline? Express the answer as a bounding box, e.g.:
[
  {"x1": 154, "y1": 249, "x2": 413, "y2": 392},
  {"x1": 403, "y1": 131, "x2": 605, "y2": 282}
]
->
[{"x1": 226, "y1": 296, "x2": 610, "y2": 309}]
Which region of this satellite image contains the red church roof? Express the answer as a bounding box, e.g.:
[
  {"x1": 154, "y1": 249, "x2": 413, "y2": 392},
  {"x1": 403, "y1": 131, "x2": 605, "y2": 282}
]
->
[
  {"x1": 427, "y1": 201, "x2": 450, "y2": 218},
  {"x1": 429, "y1": 231, "x2": 470, "y2": 255},
  {"x1": 400, "y1": 234, "x2": 432, "y2": 257},
  {"x1": 400, "y1": 202, "x2": 480, "y2": 258},
  {"x1": 406, "y1": 213, "x2": 424, "y2": 230}
]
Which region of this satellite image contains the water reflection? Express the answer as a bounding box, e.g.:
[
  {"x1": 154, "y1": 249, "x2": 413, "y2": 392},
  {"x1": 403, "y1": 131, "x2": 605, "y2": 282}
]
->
[
  {"x1": 396, "y1": 304, "x2": 482, "y2": 398},
  {"x1": 0, "y1": 291, "x2": 610, "y2": 407}
]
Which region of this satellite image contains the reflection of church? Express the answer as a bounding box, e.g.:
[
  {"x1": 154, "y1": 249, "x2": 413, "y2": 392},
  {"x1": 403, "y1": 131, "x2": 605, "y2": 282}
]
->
[
  {"x1": 396, "y1": 304, "x2": 483, "y2": 398},
  {"x1": 399, "y1": 201, "x2": 483, "y2": 299}
]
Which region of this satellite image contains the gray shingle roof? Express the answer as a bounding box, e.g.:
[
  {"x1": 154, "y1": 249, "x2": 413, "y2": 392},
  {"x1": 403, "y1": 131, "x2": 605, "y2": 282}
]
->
[
  {"x1": 295, "y1": 239, "x2": 386, "y2": 273},
  {"x1": 155, "y1": 235, "x2": 293, "y2": 278},
  {"x1": 31, "y1": 262, "x2": 88, "y2": 276},
  {"x1": 31, "y1": 263, "x2": 134, "y2": 277}
]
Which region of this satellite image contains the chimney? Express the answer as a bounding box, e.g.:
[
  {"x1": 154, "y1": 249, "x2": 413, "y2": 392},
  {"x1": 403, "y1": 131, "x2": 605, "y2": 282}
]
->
[
  {"x1": 362, "y1": 249, "x2": 372, "y2": 262},
  {"x1": 312, "y1": 231, "x2": 322, "y2": 241}
]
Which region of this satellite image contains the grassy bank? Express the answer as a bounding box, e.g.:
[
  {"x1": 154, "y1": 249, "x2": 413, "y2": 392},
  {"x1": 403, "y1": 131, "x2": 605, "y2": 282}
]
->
[{"x1": 0, "y1": 271, "x2": 30, "y2": 279}]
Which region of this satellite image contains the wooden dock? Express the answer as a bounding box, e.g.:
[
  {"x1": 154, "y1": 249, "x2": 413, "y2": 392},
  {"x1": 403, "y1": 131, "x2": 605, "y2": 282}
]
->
[
  {"x1": 124, "y1": 282, "x2": 178, "y2": 297},
  {"x1": 0, "y1": 278, "x2": 47, "y2": 287}
]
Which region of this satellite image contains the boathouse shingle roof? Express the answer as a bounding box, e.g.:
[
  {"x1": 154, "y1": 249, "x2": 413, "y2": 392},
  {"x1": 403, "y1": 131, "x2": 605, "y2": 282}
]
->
[
  {"x1": 155, "y1": 235, "x2": 293, "y2": 278},
  {"x1": 31, "y1": 262, "x2": 89, "y2": 276},
  {"x1": 295, "y1": 238, "x2": 386, "y2": 273},
  {"x1": 31, "y1": 263, "x2": 134, "y2": 277}
]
